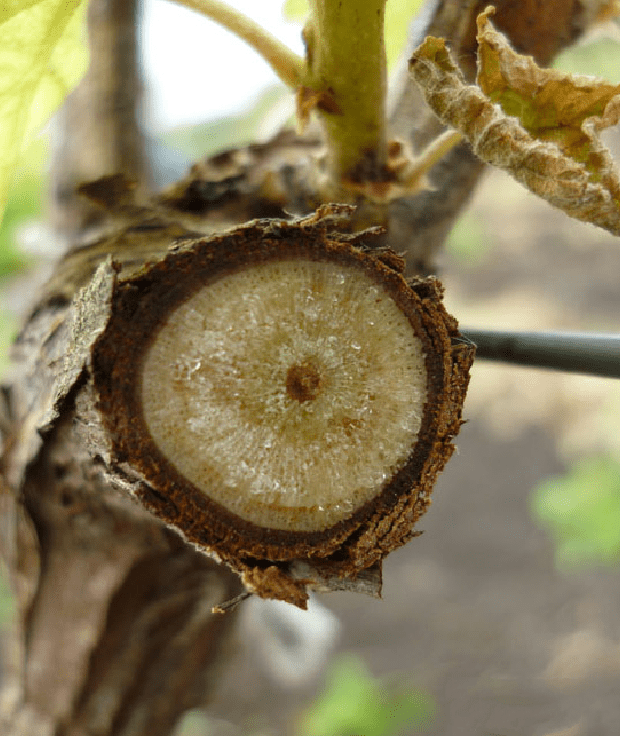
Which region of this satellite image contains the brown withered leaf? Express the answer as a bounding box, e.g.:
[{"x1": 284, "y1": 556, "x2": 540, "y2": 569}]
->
[
  {"x1": 477, "y1": 8, "x2": 620, "y2": 197},
  {"x1": 409, "y1": 7, "x2": 620, "y2": 236}
]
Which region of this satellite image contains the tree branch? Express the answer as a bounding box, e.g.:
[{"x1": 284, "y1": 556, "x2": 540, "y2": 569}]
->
[{"x1": 49, "y1": 0, "x2": 151, "y2": 240}]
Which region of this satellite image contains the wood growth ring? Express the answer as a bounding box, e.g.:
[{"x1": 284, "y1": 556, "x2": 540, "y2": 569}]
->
[{"x1": 92, "y1": 214, "x2": 473, "y2": 603}]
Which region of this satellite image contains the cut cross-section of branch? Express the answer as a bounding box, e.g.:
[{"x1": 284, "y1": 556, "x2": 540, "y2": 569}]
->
[{"x1": 92, "y1": 207, "x2": 473, "y2": 607}]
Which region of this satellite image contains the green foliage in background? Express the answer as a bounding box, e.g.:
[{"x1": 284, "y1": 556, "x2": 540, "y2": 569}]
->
[
  {"x1": 282, "y1": 0, "x2": 308, "y2": 21},
  {"x1": 283, "y1": 0, "x2": 426, "y2": 69},
  {"x1": 296, "y1": 654, "x2": 435, "y2": 736},
  {"x1": 553, "y1": 38, "x2": 620, "y2": 83},
  {"x1": 382, "y1": 0, "x2": 426, "y2": 69},
  {"x1": 531, "y1": 456, "x2": 620, "y2": 568},
  {"x1": 0, "y1": 312, "x2": 18, "y2": 375},
  {"x1": 0, "y1": 0, "x2": 89, "y2": 227},
  {"x1": 173, "y1": 710, "x2": 214, "y2": 736},
  {"x1": 166, "y1": 86, "x2": 289, "y2": 156},
  {"x1": 173, "y1": 655, "x2": 435, "y2": 736},
  {"x1": 445, "y1": 212, "x2": 491, "y2": 267},
  {"x1": 0, "y1": 172, "x2": 44, "y2": 279},
  {"x1": 0, "y1": 137, "x2": 46, "y2": 371},
  {"x1": 0, "y1": 566, "x2": 15, "y2": 626}
]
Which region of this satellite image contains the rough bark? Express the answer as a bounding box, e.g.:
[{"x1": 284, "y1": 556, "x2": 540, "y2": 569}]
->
[
  {"x1": 1, "y1": 1, "x2": 243, "y2": 734},
  {"x1": 0, "y1": 206, "x2": 246, "y2": 736},
  {"x1": 0, "y1": 162, "x2": 473, "y2": 734}
]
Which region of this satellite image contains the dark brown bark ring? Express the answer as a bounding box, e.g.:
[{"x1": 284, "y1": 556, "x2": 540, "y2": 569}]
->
[{"x1": 92, "y1": 216, "x2": 472, "y2": 573}]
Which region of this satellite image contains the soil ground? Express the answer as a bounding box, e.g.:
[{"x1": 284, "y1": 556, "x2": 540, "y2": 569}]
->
[{"x1": 205, "y1": 168, "x2": 620, "y2": 736}]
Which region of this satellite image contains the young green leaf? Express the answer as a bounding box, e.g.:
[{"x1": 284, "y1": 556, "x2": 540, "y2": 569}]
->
[
  {"x1": 282, "y1": 0, "x2": 309, "y2": 21},
  {"x1": 296, "y1": 654, "x2": 435, "y2": 736},
  {"x1": 531, "y1": 457, "x2": 620, "y2": 568},
  {"x1": 0, "y1": 0, "x2": 89, "y2": 227}
]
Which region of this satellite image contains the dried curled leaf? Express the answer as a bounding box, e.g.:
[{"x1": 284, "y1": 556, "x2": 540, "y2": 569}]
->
[
  {"x1": 409, "y1": 6, "x2": 620, "y2": 235},
  {"x1": 477, "y1": 8, "x2": 620, "y2": 193}
]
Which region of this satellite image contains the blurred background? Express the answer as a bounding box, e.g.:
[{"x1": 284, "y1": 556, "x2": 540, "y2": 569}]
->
[{"x1": 2, "y1": 2, "x2": 620, "y2": 735}]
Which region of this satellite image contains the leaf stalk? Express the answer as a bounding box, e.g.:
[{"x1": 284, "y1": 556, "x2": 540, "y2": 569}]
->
[{"x1": 168, "y1": 0, "x2": 305, "y2": 88}]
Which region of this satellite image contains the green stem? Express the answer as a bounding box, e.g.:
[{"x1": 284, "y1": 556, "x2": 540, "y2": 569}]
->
[
  {"x1": 170, "y1": 0, "x2": 392, "y2": 202},
  {"x1": 402, "y1": 130, "x2": 463, "y2": 188},
  {"x1": 168, "y1": 0, "x2": 305, "y2": 88},
  {"x1": 306, "y1": 0, "x2": 388, "y2": 190}
]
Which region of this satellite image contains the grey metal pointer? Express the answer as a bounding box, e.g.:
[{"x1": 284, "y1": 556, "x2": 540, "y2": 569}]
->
[{"x1": 459, "y1": 329, "x2": 620, "y2": 379}]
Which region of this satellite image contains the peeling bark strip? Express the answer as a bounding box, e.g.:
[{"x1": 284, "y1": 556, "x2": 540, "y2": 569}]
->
[{"x1": 87, "y1": 207, "x2": 473, "y2": 608}]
